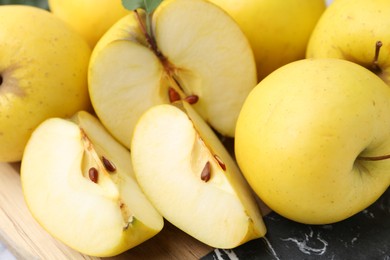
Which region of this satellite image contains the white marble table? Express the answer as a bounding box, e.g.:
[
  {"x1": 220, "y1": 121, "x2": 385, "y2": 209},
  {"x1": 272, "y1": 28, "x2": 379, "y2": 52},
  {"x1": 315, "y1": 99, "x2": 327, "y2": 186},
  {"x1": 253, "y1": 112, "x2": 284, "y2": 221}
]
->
[{"x1": 0, "y1": 243, "x2": 15, "y2": 260}]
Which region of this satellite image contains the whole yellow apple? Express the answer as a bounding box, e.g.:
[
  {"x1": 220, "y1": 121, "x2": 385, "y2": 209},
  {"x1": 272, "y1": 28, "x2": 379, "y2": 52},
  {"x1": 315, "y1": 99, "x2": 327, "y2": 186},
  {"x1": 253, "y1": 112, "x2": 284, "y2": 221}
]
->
[
  {"x1": 0, "y1": 5, "x2": 91, "y2": 162},
  {"x1": 306, "y1": 0, "x2": 390, "y2": 86},
  {"x1": 48, "y1": 0, "x2": 129, "y2": 48},
  {"x1": 208, "y1": 0, "x2": 326, "y2": 81},
  {"x1": 235, "y1": 58, "x2": 390, "y2": 224}
]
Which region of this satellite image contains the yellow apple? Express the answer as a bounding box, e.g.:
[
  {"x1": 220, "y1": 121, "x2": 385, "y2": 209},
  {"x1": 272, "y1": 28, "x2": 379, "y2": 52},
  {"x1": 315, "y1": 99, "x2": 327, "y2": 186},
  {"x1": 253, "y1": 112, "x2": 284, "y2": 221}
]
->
[
  {"x1": 0, "y1": 5, "x2": 91, "y2": 162},
  {"x1": 131, "y1": 102, "x2": 266, "y2": 248},
  {"x1": 48, "y1": 0, "x2": 129, "y2": 47},
  {"x1": 306, "y1": 0, "x2": 390, "y2": 86},
  {"x1": 208, "y1": 0, "x2": 326, "y2": 81},
  {"x1": 88, "y1": 0, "x2": 257, "y2": 148},
  {"x1": 235, "y1": 58, "x2": 390, "y2": 224},
  {"x1": 21, "y1": 111, "x2": 164, "y2": 257}
]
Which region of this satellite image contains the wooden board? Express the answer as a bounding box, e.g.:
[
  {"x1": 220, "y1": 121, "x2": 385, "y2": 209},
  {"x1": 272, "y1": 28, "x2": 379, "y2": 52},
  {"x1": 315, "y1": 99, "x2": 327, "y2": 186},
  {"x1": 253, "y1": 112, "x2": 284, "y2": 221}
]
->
[
  {"x1": 0, "y1": 162, "x2": 212, "y2": 259},
  {"x1": 0, "y1": 162, "x2": 271, "y2": 259}
]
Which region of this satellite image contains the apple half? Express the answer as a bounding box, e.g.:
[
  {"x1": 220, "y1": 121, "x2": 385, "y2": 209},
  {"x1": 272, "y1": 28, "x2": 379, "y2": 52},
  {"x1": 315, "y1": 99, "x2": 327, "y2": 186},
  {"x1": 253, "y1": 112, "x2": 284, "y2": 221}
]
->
[
  {"x1": 21, "y1": 111, "x2": 163, "y2": 257},
  {"x1": 88, "y1": 0, "x2": 257, "y2": 148},
  {"x1": 131, "y1": 102, "x2": 266, "y2": 249}
]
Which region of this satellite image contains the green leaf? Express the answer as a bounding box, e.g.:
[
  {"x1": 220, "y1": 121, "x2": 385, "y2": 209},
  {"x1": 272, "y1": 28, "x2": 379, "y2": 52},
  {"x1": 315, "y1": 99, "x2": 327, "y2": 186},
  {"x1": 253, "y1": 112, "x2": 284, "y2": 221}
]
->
[
  {"x1": 144, "y1": 0, "x2": 162, "y2": 13},
  {"x1": 122, "y1": 0, "x2": 162, "y2": 14},
  {"x1": 121, "y1": 0, "x2": 145, "y2": 11},
  {"x1": 0, "y1": 0, "x2": 48, "y2": 9}
]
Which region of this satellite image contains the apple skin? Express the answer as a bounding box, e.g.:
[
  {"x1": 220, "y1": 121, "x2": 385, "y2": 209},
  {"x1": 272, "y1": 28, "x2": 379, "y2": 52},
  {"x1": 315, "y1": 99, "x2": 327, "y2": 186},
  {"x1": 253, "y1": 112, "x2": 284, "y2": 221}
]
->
[
  {"x1": 306, "y1": 0, "x2": 390, "y2": 85},
  {"x1": 208, "y1": 0, "x2": 326, "y2": 81},
  {"x1": 0, "y1": 5, "x2": 91, "y2": 162},
  {"x1": 235, "y1": 58, "x2": 390, "y2": 225},
  {"x1": 48, "y1": 0, "x2": 129, "y2": 48}
]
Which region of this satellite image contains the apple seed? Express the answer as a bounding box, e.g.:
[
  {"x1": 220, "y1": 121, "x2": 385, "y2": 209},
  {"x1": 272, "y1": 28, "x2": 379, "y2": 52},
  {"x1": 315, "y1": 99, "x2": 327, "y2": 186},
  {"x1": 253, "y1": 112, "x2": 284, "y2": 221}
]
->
[
  {"x1": 214, "y1": 154, "x2": 226, "y2": 171},
  {"x1": 168, "y1": 87, "x2": 181, "y2": 103},
  {"x1": 184, "y1": 95, "x2": 199, "y2": 104},
  {"x1": 88, "y1": 167, "x2": 99, "y2": 183},
  {"x1": 201, "y1": 161, "x2": 211, "y2": 182},
  {"x1": 102, "y1": 156, "x2": 116, "y2": 173}
]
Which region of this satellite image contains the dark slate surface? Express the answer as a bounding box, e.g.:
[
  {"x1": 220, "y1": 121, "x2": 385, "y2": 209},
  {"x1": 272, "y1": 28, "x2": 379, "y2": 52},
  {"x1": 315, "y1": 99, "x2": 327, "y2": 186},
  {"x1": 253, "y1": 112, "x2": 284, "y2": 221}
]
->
[{"x1": 202, "y1": 188, "x2": 389, "y2": 260}]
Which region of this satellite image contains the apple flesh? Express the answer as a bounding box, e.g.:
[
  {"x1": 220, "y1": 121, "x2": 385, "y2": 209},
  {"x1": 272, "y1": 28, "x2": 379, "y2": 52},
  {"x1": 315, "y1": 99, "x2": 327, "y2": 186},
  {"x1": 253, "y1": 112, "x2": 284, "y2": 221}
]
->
[
  {"x1": 235, "y1": 58, "x2": 390, "y2": 225},
  {"x1": 131, "y1": 102, "x2": 266, "y2": 249},
  {"x1": 21, "y1": 111, "x2": 163, "y2": 257},
  {"x1": 88, "y1": 0, "x2": 257, "y2": 148}
]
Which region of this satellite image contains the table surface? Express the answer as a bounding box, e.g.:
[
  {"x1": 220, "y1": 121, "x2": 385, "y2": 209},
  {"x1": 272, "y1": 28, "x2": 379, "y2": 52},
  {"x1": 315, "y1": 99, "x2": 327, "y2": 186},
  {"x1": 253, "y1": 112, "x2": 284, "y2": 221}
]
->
[
  {"x1": 0, "y1": 243, "x2": 15, "y2": 260},
  {"x1": 203, "y1": 188, "x2": 389, "y2": 260}
]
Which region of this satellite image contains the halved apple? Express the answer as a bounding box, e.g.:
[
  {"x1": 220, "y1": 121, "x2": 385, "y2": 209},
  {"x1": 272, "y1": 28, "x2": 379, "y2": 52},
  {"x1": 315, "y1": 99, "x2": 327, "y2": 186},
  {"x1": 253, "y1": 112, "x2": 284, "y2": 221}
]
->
[
  {"x1": 131, "y1": 102, "x2": 266, "y2": 249},
  {"x1": 88, "y1": 0, "x2": 257, "y2": 148},
  {"x1": 20, "y1": 111, "x2": 163, "y2": 257}
]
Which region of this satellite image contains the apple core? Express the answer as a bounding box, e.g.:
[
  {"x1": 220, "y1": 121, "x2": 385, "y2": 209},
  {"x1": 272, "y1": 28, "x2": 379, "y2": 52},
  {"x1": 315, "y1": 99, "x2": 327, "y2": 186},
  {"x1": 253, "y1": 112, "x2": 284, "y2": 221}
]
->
[{"x1": 132, "y1": 9, "x2": 199, "y2": 107}]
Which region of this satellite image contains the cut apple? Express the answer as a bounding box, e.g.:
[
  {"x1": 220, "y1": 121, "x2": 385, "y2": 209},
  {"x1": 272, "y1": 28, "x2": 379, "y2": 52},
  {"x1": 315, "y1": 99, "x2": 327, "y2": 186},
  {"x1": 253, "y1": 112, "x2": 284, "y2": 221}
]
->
[
  {"x1": 20, "y1": 111, "x2": 163, "y2": 257},
  {"x1": 131, "y1": 102, "x2": 266, "y2": 249},
  {"x1": 88, "y1": 0, "x2": 257, "y2": 148}
]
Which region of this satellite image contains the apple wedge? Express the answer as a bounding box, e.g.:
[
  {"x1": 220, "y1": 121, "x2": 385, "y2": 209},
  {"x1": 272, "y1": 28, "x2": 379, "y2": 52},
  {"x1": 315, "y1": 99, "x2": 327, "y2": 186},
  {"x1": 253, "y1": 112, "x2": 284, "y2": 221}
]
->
[
  {"x1": 131, "y1": 102, "x2": 266, "y2": 249},
  {"x1": 88, "y1": 0, "x2": 257, "y2": 148},
  {"x1": 21, "y1": 111, "x2": 163, "y2": 257}
]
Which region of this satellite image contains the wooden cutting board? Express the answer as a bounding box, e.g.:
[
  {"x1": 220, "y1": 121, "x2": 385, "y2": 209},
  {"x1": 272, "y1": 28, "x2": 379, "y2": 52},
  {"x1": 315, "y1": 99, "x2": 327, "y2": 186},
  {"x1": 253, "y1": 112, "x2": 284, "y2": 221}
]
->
[
  {"x1": 0, "y1": 162, "x2": 211, "y2": 259},
  {"x1": 0, "y1": 162, "x2": 270, "y2": 259}
]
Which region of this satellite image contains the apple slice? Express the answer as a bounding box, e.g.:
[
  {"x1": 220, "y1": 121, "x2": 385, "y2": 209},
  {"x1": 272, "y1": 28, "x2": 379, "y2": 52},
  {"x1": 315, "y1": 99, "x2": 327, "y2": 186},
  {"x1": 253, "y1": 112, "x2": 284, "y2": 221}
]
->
[
  {"x1": 88, "y1": 0, "x2": 257, "y2": 148},
  {"x1": 131, "y1": 102, "x2": 266, "y2": 249},
  {"x1": 21, "y1": 111, "x2": 163, "y2": 257}
]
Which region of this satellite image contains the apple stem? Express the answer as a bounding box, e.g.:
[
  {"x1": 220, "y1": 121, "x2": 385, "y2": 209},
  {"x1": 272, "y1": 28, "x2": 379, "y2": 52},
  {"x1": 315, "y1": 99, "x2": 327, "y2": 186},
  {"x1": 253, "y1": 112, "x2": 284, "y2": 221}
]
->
[
  {"x1": 372, "y1": 41, "x2": 383, "y2": 72},
  {"x1": 357, "y1": 154, "x2": 390, "y2": 161},
  {"x1": 134, "y1": 10, "x2": 163, "y2": 60},
  {"x1": 0, "y1": 75, "x2": 2, "y2": 86}
]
